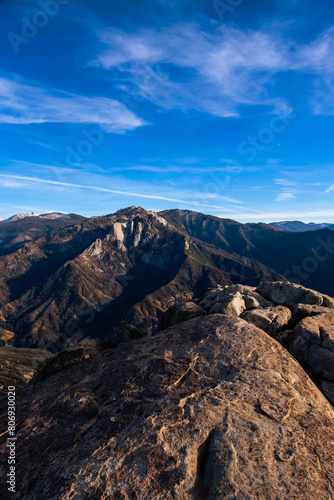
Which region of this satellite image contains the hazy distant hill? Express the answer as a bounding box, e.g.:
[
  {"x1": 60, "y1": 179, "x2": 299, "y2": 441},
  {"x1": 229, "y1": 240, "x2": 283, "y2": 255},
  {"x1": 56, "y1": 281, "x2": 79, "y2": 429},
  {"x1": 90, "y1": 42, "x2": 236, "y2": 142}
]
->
[
  {"x1": 269, "y1": 220, "x2": 333, "y2": 232},
  {"x1": 0, "y1": 212, "x2": 72, "y2": 224}
]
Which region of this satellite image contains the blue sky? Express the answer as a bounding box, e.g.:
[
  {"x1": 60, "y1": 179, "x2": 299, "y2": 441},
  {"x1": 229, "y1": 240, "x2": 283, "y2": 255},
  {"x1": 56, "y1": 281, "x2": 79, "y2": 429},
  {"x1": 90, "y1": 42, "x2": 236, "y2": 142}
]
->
[{"x1": 1, "y1": 0, "x2": 334, "y2": 222}]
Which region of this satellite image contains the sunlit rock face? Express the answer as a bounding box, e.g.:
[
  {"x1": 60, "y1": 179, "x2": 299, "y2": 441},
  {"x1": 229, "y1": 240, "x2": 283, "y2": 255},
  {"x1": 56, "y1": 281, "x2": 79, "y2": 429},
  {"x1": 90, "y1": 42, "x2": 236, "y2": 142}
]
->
[{"x1": 164, "y1": 281, "x2": 334, "y2": 407}]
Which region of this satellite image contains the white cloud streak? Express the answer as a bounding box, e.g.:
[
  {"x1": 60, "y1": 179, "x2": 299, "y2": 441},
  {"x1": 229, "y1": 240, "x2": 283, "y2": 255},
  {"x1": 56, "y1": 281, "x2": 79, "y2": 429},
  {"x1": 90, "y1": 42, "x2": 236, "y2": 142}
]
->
[
  {"x1": 0, "y1": 174, "x2": 240, "y2": 210},
  {"x1": 275, "y1": 192, "x2": 295, "y2": 202},
  {"x1": 0, "y1": 77, "x2": 146, "y2": 133},
  {"x1": 323, "y1": 185, "x2": 334, "y2": 194},
  {"x1": 274, "y1": 178, "x2": 297, "y2": 186}
]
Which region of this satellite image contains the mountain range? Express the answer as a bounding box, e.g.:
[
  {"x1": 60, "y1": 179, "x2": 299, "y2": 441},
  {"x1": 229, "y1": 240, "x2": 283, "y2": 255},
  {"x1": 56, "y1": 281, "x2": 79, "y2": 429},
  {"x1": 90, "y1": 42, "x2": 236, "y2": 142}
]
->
[
  {"x1": 0, "y1": 212, "x2": 73, "y2": 224},
  {"x1": 0, "y1": 212, "x2": 85, "y2": 257},
  {"x1": 269, "y1": 220, "x2": 334, "y2": 232},
  {"x1": 1, "y1": 206, "x2": 334, "y2": 350}
]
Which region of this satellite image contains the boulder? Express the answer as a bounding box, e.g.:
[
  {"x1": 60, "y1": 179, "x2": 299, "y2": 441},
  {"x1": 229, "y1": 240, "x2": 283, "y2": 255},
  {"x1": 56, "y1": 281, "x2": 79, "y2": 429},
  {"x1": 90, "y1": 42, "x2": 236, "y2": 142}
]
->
[
  {"x1": 200, "y1": 284, "x2": 271, "y2": 313},
  {"x1": 198, "y1": 286, "x2": 243, "y2": 310},
  {"x1": 289, "y1": 312, "x2": 334, "y2": 405},
  {"x1": 204, "y1": 284, "x2": 256, "y2": 301},
  {"x1": 293, "y1": 303, "x2": 330, "y2": 320},
  {"x1": 256, "y1": 281, "x2": 330, "y2": 309},
  {"x1": 208, "y1": 291, "x2": 246, "y2": 316},
  {"x1": 2, "y1": 315, "x2": 334, "y2": 499},
  {"x1": 241, "y1": 306, "x2": 292, "y2": 337},
  {"x1": 323, "y1": 294, "x2": 334, "y2": 308},
  {"x1": 161, "y1": 301, "x2": 207, "y2": 329},
  {"x1": 243, "y1": 295, "x2": 260, "y2": 310},
  {"x1": 175, "y1": 281, "x2": 334, "y2": 408}
]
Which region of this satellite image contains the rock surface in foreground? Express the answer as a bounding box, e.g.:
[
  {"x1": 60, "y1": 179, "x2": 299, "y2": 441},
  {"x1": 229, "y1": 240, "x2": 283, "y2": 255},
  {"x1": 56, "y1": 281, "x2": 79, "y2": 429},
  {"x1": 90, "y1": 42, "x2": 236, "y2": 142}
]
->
[
  {"x1": 174, "y1": 281, "x2": 334, "y2": 406},
  {"x1": 1, "y1": 315, "x2": 334, "y2": 499}
]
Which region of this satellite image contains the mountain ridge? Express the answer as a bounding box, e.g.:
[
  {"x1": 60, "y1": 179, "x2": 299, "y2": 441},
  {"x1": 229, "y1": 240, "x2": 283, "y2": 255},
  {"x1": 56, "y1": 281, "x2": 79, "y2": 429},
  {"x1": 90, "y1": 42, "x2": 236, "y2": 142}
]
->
[
  {"x1": 0, "y1": 212, "x2": 86, "y2": 257},
  {"x1": 0, "y1": 212, "x2": 72, "y2": 224},
  {"x1": 1, "y1": 206, "x2": 334, "y2": 350},
  {"x1": 0, "y1": 207, "x2": 281, "y2": 349},
  {"x1": 269, "y1": 220, "x2": 334, "y2": 232}
]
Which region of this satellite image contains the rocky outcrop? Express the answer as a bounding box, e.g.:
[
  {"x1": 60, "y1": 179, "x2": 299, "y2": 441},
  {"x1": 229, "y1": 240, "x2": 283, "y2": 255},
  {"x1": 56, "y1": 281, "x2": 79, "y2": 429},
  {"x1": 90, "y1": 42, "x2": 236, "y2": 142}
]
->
[
  {"x1": 241, "y1": 305, "x2": 292, "y2": 337},
  {"x1": 1, "y1": 314, "x2": 334, "y2": 499},
  {"x1": 289, "y1": 312, "x2": 334, "y2": 405},
  {"x1": 31, "y1": 339, "x2": 115, "y2": 384},
  {"x1": 198, "y1": 284, "x2": 271, "y2": 312},
  {"x1": 0, "y1": 346, "x2": 52, "y2": 393},
  {"x1": 293, "y1": 303, "x2": 331, "y2": 320},
  {"x1": 163, "y1": 281, "x2": 334, "y2": 406},
  {"x1": 161, "y1": 301, "x2": 207, "y2": 329},
  {"x1": 256, "y1": 281, "x2": 334, "y2": 309}
]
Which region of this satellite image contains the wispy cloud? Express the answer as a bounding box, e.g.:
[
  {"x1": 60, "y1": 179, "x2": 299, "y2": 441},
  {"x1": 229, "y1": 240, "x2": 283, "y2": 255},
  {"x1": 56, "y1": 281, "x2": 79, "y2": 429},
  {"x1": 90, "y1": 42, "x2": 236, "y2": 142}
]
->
[
  {"x1": 0, "y1": 77, "x2": 146, "y2": 133},
  {"x1": 120, "y1": 163, "x2": 255, "y2": 175},
  {"x1": 94, "y1": 23, "x2": 334, "y2": 117},
  {"x1": 295, "y1": 26, "x2": 334, "y2": 115},
  {"x1": 0, "y1": 173, "x2": 241, "y2": 210},
  {"x1": 275, "y1": 192, "x2": 295, "y2": 202},
  {"x1": 94, "y1": 24, "x2": 292, "y2": 117},
  {"x1": 0, "y1": 179, "x2": 26, "y2": 188},
  {"x1": 274, "y1": 178, "x2": 297, "y2": 187},
  {"x1": 274, "y1": 177, "x2": 297, "y2": 201},
  {"x1": 322, "y1": 185, "x2": 334, "y2": 194}
]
